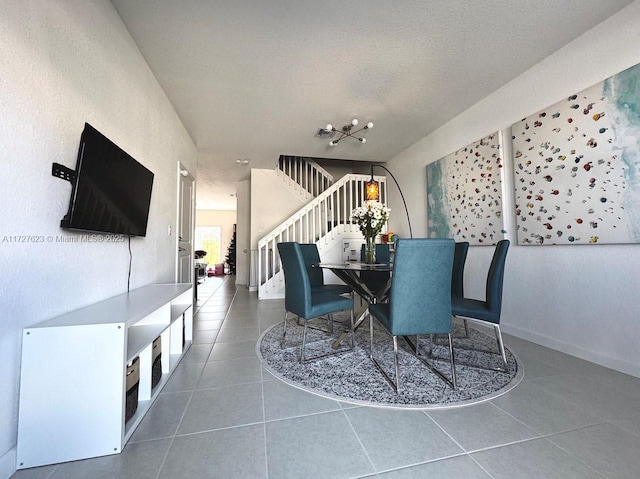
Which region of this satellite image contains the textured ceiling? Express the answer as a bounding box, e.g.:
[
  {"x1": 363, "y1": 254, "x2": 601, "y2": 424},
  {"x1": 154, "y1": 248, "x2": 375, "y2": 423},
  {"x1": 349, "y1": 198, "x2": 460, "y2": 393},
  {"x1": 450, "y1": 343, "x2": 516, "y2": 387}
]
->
[{"x1": 112, "y1": 0, "x2": 634, "y2": 210}]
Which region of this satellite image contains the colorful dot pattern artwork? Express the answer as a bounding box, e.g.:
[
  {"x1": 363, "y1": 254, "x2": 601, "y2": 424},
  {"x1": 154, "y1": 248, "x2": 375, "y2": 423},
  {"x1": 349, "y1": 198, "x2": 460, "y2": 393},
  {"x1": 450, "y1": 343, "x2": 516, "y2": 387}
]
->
[
  {"x1": 427, "y1": 132, "x2": 505, "y2": 245},
  {"x1": 512, "y1": 63, "x2": 640, "y2": 245}
]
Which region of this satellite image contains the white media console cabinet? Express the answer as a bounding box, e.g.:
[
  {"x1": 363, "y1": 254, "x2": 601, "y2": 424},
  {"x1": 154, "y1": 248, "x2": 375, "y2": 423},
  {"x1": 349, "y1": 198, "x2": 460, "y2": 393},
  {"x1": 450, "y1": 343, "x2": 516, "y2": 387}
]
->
[{"x1": 16, "y1": 283, "x2": 193, "y2": 469}]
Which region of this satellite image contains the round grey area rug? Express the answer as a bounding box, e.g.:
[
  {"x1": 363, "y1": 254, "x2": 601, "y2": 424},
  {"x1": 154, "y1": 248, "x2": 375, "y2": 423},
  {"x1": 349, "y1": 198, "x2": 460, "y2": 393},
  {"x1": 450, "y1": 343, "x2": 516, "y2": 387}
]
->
[{"x1": 257, "y1": 312, "x2": 523, "y2": 409}]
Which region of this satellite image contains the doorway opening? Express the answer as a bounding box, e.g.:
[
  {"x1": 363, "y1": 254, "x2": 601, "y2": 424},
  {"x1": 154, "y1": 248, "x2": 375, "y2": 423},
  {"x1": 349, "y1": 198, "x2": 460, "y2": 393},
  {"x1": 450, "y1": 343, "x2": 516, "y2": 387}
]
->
[{"x1": 195, "y1": 226, "x2": 222, "y2": 266}]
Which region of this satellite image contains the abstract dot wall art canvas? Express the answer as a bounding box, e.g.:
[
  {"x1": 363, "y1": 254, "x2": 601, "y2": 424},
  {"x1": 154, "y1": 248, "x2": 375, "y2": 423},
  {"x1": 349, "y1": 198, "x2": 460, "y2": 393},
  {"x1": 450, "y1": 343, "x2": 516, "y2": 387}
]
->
[
  {"x1": 512, "y1": 63, "x2": 640, "y2": 245},
  {"x1": 427, "y1": 131, "x2": 506, "y2": 245}
]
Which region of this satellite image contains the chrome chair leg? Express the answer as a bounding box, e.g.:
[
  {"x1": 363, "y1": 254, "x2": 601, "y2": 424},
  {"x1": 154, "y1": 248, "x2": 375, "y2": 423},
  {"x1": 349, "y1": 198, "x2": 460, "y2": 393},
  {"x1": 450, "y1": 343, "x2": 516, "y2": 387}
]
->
[
  {"x1": 406, "y1": 335, "x2": 457, "y2": 390},
  {"x1": 369, "y1": 311, "x2": 374, "y2": 358},
  {"x1": 494, "y1": 325, "x2": 509, "y2": 373},
  {"x1": 281, "y1": 311, "x2": 289, "y2": 347},
  {"x1": 350, "y1": 308, "x2": 355, "y2": 349},
  {"x1": 393, "y1": 336, "x2": 400, "y2": 392},
  {"x1": 284, "y1": 303, "x2": 355, "y2": 363},
  {"x1": 448, "y1": 333, "x2": 457, "y2": 389},
  {"x1": 433, "y1": 317, "x2": 510, "y2": 373},
  {"x1": 296, "y1": 310, "x2": 355, "y2": 363},
  {"x1": 445, "y1": 316, "x2": 470, "y2": 338},
  {"x1": 301, "y1": 320, "x2": 308, "y2": 363},
  {"x1": 369, "y1": 314, "x2": 399, "y2": 393}
]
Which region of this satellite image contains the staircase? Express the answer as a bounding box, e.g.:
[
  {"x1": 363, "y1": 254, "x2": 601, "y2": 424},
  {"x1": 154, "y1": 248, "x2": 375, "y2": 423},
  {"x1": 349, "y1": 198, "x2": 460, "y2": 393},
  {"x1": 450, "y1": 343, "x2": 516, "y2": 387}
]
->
[
  {"x1": 257, "y1": 172, "x2": 387, "y2": 299},
  {"x1": 276, "y1": 155, "x2": 335, "y2": 198}
]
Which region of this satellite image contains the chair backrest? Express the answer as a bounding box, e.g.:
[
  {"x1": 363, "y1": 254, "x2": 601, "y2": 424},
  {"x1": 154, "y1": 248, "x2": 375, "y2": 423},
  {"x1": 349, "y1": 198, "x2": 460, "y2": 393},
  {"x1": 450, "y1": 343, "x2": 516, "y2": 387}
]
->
[
  {"x1": 485, "y1": 239, "x2": 510, "y2": 323},
  {"x1": 388, "y1": 238, "x2": 454, "y2": 336},
  {"x1": 277, "y1": 242, "x2": 311, "y2": 317},
  {"x1": 359, "y1": 243, "x2": 391, "y2": 292},
  {"x1": 298, "y1": 243, "x2": 324, "y2": 287},
  {"x1": 451, "y1": 242, "x2": 469, "y2": 297},
  {"x1": 359, "y1": 243, "x2": 391, "y2": 263}
]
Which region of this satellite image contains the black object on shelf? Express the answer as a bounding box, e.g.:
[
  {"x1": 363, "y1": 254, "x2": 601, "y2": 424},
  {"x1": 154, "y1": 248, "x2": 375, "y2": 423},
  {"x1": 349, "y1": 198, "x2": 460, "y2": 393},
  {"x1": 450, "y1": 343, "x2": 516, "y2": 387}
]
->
[
  {"x1": 225, "y1": 224, "x2": 237, "y2": 275},
  {"x1": 151, "y1": 337, "x2": 162, "y2": 389},
  {"x1": 125, "y1": 357, "x2": 140, "y2": 423}
]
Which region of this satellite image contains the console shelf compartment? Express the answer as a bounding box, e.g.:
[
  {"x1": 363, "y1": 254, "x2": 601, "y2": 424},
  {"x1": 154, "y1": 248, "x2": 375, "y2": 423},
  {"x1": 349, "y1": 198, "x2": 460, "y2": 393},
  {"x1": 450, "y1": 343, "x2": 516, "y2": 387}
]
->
[
  {"x1": 127, "y1": 324, "x2": 168, "y2": 363},
  {"x1": 17, "y1": 283, "x2": 193, "y2": 470},
  {"x1": 171, "y1": 302, "x2": 192, "y2": 322}
]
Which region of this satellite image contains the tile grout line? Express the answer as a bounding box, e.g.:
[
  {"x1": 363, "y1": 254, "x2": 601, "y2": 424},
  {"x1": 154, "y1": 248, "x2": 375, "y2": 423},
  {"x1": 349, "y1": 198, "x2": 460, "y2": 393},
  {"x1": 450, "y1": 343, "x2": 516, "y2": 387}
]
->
[
  {"x1": 260, "y1": 368, "x2": 269, "y2": 479},
  {"x1": 153, "y1": 279, "x2": 235, "y2": 479},
  {"x1": 466, "y1": 454, "x2": 498, "y2": 479},
  {"x1": 489, "y1": 396, "x2": 608, "y2": 438},
  {"x1": 422, "y1": 409, "x2": 498, "y2": 479},
  {"x1": 371, "y1": 452, "x2": 481, "y2": 478},
  {"x1": 543, "y1": 432, "x2": 612, "y2": 479},
  {"x1": 227, "y1": 283, "x2": 271, "y2": 478},
  {"x1": 522, "y1": 376, "x2": 612, "y2": 423},
  {"x1": 484, "y1": 400, "x2": 542, "y2": 435},
  {"x1": 193, "y1": 276, "x2": 226, "y2": 313},
  {"x1": 43, "y1": 464, "x2": 59, "y2": 479},
  {"x1": 340, "y1": 409, "x2": 379, "y2": 477}
]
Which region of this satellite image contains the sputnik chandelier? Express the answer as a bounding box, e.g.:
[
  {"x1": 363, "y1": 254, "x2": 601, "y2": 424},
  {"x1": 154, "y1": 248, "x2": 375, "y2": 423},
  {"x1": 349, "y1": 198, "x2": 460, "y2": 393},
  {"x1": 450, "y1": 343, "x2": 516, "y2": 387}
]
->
[{"x1": 324, "y1": 118, "x2": 374, "y2": 146}]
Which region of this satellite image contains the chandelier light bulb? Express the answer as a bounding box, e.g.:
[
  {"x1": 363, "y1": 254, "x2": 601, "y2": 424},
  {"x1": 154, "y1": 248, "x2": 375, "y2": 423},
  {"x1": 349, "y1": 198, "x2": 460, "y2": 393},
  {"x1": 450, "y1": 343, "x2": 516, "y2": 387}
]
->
[{"x1": 320, "y1": 118, "x2": 373, "y2": 146}]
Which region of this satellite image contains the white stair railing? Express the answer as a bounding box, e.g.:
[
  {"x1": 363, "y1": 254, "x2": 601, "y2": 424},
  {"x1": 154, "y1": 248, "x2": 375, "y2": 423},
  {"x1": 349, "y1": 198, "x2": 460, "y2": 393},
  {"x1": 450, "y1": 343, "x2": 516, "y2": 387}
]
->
[
  {"x1": 257, "y1": 173, "x2": 387, "y2": 299},
  {"x1": 276, "y1": 156, "x2": 334, "y2": 198}
]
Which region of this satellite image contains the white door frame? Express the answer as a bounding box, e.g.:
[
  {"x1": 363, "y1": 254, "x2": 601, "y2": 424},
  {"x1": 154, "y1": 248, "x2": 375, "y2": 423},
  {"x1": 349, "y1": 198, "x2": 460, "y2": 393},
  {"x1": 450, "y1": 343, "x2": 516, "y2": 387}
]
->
[{"x1": 176, "y1": 162, "x2": 195, "y2": 285}]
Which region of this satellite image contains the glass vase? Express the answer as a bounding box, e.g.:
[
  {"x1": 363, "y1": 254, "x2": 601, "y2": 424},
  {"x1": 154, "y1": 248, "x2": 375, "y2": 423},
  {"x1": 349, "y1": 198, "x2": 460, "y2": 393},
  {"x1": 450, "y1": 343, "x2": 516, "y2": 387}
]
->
[{"x1": 364, "y1": 236, "x2": 376, "y2": 264}]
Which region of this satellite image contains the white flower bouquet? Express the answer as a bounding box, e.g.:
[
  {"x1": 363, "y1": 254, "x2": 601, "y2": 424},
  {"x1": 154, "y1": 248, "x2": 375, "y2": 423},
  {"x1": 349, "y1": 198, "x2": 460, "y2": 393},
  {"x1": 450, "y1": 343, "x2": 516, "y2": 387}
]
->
[{"x1": 351, "y1": 200, "x2": 390, "y2": 239}]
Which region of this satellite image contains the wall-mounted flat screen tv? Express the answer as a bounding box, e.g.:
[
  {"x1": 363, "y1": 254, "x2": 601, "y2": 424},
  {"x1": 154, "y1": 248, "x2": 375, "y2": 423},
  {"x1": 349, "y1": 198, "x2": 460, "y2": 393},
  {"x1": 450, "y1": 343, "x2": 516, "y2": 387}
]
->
[{"x1": 60, "y1": 123, "x2": 154, "y2": 236}]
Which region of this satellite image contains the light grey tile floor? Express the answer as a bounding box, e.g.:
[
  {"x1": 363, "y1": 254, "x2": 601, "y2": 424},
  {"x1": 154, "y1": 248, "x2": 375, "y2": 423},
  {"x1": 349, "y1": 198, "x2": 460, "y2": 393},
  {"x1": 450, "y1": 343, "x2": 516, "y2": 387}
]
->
[{"x1": 12, "y1": 275, "x2": 640, "y2": 479}]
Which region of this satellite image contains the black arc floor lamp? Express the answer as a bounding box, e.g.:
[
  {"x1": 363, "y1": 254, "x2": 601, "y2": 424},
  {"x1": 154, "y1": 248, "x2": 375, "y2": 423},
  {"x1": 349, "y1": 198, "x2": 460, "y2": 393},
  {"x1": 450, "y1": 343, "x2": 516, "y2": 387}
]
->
[{"x1": 366, "y1": 164, "x2": 413, "y2": 238}]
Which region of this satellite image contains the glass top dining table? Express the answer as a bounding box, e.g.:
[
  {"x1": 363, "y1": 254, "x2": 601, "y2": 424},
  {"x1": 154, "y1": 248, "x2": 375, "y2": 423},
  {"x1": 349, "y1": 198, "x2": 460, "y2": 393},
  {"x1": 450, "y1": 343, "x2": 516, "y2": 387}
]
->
[
  {"x1": 317, "y1": 262, "x2": 393, "y2": 348},
  {"x1": 317, "y1": 262, "x2": 392, "y2": 303}
]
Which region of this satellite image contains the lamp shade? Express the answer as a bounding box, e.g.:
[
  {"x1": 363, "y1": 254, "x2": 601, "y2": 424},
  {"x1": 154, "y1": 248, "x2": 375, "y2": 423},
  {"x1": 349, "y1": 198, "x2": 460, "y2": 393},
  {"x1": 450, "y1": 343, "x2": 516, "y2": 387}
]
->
[{"x1": 365, "y1": 178, "x2": 380, "y2": 201}]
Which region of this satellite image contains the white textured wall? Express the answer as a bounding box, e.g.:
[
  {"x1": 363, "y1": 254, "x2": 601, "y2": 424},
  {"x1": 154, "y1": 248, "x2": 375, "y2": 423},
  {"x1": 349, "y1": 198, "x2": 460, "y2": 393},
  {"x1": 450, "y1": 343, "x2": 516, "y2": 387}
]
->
[
  {"x1": 250, "y1": 169, "x2": 308, "y2": 250},
  {"x1": 248, "y1": 169, "x2": 308, "y2": 289},
  {"x1": 235, "y1": 179, "x2": 251, "y2": 286},
  {"x1": 388, "y1": 1, "x2": 640, "y2": 377},
  {"x1": 0, "y1": 1, "x2": 196, "y2": 476}
]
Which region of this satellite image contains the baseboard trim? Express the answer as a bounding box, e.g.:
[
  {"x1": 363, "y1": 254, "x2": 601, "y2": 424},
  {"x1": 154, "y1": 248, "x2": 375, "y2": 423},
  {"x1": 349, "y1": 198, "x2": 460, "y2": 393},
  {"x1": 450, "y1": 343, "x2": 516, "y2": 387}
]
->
[
  {"x1": 0, "y1": 447, "x2": 16, "y2": 479},
  {"x1": 501, "y1": 324, "x2": 640, "y2": 379}
]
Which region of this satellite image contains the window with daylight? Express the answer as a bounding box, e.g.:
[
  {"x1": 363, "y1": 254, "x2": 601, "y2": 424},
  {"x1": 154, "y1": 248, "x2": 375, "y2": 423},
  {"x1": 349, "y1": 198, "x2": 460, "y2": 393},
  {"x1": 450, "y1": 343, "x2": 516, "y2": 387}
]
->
[{"x1": 195, "y1": 226, "x2": 222, "y2": 265}]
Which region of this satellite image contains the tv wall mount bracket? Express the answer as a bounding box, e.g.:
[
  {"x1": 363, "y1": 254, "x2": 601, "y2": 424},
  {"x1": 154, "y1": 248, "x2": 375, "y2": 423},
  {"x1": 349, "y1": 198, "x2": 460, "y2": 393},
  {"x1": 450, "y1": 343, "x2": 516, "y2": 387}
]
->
[{"x1": 52, "y1": 163, "x2": 77, "y2": 184}]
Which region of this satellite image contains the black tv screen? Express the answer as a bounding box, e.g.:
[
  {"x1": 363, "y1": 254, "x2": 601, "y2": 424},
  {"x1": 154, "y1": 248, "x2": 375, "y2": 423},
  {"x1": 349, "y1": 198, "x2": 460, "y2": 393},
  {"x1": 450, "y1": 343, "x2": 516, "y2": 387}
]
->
[{"x1": 60, "y1": 123, "x2": 154, "y2": 236}]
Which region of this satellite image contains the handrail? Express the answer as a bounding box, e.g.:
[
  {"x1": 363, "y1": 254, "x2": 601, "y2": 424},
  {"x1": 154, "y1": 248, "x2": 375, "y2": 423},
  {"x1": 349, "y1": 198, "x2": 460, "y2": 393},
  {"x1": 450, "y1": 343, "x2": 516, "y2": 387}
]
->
[
  {"x1": 257, "y1": 173, "x2": 387, "y2": 298},
  {"x1": 276, "y1": 156, "x2": 334, "y2": 198}
]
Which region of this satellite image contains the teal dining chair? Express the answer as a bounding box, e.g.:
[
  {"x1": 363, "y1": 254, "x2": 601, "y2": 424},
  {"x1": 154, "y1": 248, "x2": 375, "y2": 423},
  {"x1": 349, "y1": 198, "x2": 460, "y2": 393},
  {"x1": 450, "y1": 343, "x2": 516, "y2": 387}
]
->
[
  {"x1": 451, "y1": 239, "x2": 510, "y2": 372},
  {"x1": 277, "y1": 242, "x2": 355, "y2": 363},
  {"x1": 368, "y1": 238, "x2": 456, "y2": 392},
  {"x1": 359, "y1": 243, "x2": 392, "y2": 298},
  {"x1": 299, "y1": 243, "x2": 352, "y2": 296},
  {"x1": 451, "y1": 242, "x2": 469, "y2": 297},
  {"x1": 452, "y1": 241, "x2": 470, "y2": 337}
]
